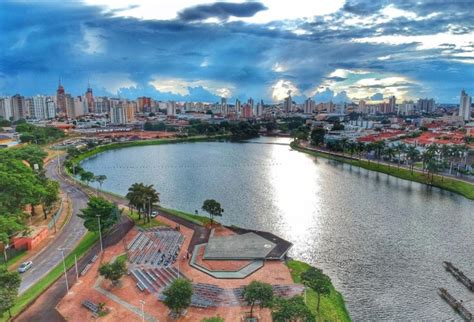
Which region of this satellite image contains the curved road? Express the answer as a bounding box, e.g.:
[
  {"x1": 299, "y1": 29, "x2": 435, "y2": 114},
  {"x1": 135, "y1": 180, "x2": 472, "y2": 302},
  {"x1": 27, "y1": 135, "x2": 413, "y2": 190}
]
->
[{"x1": 18, "y1": 156, "x2": 88, "y2": 294}]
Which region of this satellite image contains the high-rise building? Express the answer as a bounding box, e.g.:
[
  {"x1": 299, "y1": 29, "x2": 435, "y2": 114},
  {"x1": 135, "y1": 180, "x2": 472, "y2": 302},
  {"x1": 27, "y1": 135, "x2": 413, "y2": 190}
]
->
[
  {"x1": 167, "y1": 101, "x2": 176, "y2": 116},
  {"x1": 73, "y1": 96, "x2": 87, "y2": 118},
  {"x1": 358, "y1": 100, "x2": 367, "y2": 114},
  {"x1": 32, "y1": 95, "x2": 48, "y2": 119},
  {"x1": 400, "y1": 101, "x2": 415, "y2": 116},
  {"x1": 256, "y1": 99, "x2": 264, "y2": 116},
  {"x1": 56, "y1": 79, "x2": 67, "y2": 117},
  {"x1": 235, "y1": 99, "x2": 241, "y2": 114},
  {"x1": 110, "y1": 102, "x2": 134, "y2": 124},
  {"x1": 137, "y1": 97, "x2": 151, "y2": 113},
  {"x1": 0, "y1": 97, "x2": 13, "y2": 121},
  {"x1": 11, "y1": 94, "x2": 26, "y2": 121},
  {"x1": 459, "y1": 89, "x2": 472, "y2": 122},
  {"x1": 65, "y1": 94, "x2": 75, "y2": 119},
  {"x1": 304, "y1": 97, "x2": 314, "y2": 114},
  {"x1": 247, "y1": 98, "x2": 254, "y2": 110},
  {"x1": 283, "y1": 94, "x2": 292, "y2": 113},
  {"x1": 417, "y1": 98, "x2": 435, "y2": 113},
  {"x1": 388, "y1": 96, "x2": 396, "y2": 113},
  {"x1": 220, "y1": 97, "x2": 228, "y2": 115},
  {"x1": 94, "y1": 97, "x2": 111, "y2": 114},
  {"x1": 85, "y1": 82, "x2": 94, "y2": 113},
  {"x1": 241, "y1": 104, "x2": 253, "y2": 118},
  {"x1": 45, "y1": 97, "x2": 56, "y2": 119}
]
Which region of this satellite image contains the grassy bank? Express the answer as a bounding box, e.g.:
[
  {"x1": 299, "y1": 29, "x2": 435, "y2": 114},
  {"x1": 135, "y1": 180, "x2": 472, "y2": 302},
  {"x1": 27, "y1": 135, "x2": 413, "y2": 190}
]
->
[
  {"x1": 2, "y1": 250, "x2": 27, "y2": 269},
  {"x1": 4, "y1": 232, "x2": 98, "y2": 322},
  {"x1": 286, "y1": 260, "x2": 351, "y2": 322},
  {"x1": 159, "y1": 206, "x2": 211, "y2": 226},
  {"x1": 73, "y1": 135, "x2": 230, "y2": 163},
  {"x1": 291, "y1": 142, "x2": 474, "y2": 200},
  {"x1": 125, "y1": 208, "x2": 168, "y2": 229}
]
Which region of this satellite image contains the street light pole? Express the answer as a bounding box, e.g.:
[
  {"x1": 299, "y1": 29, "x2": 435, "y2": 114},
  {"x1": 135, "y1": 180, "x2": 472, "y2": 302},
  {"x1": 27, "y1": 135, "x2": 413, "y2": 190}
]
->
[
  {"x1": 97, "y1": 215, "x2": 103, "y2": 253},
  {"x1": 74, "y1": 254, "x2": 79, "y2": 281},
  {"x1": 60, "y1": 249, "x2": 69, "y2": 293},
  {"x1": 139, "y1": 300, "x2": 145, "y2": 322}
]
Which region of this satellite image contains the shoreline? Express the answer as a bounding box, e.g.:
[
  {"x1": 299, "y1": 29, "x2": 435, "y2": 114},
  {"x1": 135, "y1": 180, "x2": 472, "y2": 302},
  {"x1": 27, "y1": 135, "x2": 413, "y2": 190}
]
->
[
  {"x1": 65, "y1": 136, "x2": 351, "y2": 321},
  {"x1": 290, "y1": 141, "x2": 474, "y2": 200}
]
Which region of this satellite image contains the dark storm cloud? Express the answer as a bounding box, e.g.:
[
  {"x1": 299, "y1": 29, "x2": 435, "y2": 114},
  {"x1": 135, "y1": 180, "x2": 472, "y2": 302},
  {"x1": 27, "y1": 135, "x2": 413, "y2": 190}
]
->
[
  {"x1": 178, "y1": 2, "x2": 267, "y2": 21},
  {"x1": 0, "y1": 0, "x2": 473, "y2": 102}
]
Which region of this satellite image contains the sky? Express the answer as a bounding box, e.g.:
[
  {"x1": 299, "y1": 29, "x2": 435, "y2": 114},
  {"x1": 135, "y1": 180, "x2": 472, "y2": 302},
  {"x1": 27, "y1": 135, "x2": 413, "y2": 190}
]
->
[{"x1": 1, "y1": 0, "x2": 474, "y2": 104}]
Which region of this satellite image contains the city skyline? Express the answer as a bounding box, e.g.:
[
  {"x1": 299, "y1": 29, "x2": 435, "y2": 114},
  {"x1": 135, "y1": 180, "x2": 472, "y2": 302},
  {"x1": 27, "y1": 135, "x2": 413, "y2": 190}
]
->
[{"x1": 1, "y1": 1, "x2": 474, "y2": 103}]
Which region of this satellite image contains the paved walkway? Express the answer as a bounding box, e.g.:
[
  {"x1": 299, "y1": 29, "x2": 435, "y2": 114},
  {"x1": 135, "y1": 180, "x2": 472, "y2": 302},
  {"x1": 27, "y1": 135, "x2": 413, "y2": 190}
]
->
[
  {"x1": 14, "y1": 215, "x2": 134, "y2": 322},
  {"x1": 94, "y1": 276, "x2": 157, "y2": 322}
]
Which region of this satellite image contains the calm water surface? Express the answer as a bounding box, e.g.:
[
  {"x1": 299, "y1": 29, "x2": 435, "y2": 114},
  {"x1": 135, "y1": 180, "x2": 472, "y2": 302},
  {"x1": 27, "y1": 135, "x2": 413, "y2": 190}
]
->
[{"x1": 82, "y1": 137, "x2": 474, "y2": 320}]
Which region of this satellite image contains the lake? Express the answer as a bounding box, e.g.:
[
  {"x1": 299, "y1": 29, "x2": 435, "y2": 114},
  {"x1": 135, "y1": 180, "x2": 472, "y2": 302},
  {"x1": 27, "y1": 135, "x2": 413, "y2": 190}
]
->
[{"x1": 81, "y1": 137, "x2": 474, "y2": 320}]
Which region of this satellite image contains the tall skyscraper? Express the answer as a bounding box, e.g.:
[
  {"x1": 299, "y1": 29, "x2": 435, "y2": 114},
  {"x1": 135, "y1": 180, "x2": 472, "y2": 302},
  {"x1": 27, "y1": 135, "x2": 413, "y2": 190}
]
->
[
  {"x1": 235, "y1": 99, "x2": 241, "y2": 114},
  {"x1": 85, "y1": 82, "x2": 94, "y2": 113},
  {"x1": 0, "y1": 97, "x2": 13, "y2": 121},
  {"x1": 167, "y1": 101, "x2": 176, "y2": 116},
  {"x1": 137, "y1": 97, "x2": 151, "y2": 112},
  {"x1": 56, "y1": 79, "x2": 67, "y2": 117},
  {"x1": 11, "y1": 94, "x2": 26, "y2": 121},
  {"x1": 304, "y1": 97, "x2": 314, "y2": 114},
  {"x1": 241, "y1": 104, "x2": 253, "y2": 118},
  {"x1": 247, "y1": 98, "x2": 254, "y2": 110},
  {"x1": 32, "y1": 95, "x2": 47, "y2": 120},
  {"x1": 459, "y1": 89, "x2": 472, "y2": 122},
  {"x1": 388, "y1": 96, "x2": 396, "y2": 113},
  {"x1": 417, "y1": 98, "x2": 435, "y2": 113},
  {"x1": 220, "y1": 97, "x2": 228, "y2": 115},
  {"x1": 358, "y1": 100, "x2": 367, "y2": 114},
  {"x1": 283, "y1": 94, "x2": 292, "y2": 113}
]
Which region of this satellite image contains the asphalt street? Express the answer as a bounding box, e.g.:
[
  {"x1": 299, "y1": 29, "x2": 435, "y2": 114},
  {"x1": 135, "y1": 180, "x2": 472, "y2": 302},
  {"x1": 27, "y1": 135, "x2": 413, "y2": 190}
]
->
[{"x1": 18, "y1": 156, "x2": 88, "y2": 294}]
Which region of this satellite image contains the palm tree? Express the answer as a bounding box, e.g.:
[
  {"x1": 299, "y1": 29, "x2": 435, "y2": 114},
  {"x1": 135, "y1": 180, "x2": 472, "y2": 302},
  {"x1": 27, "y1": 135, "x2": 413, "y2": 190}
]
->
[
  {"x1": 347, "y1": 142, "x2": 357, "y2": 159},
  {"x1": 373, "y1": 141, "x2": 385, "y2": 164},
  {"x1": 406, "y1": 145, "x2": 420, "y2": 174},
  {"x1": 340, "y1": 138, "x2": 348, "y2": 156},
  {"x1": 383, "y1": 146, "x2": 396, "y2": 169},
  {"x1": 395, "y1": 143, "x2": 406, "y2": 168},
  {"x1": 357, "y1": 142, "x2": 366, "y2": 160},
  {"x1": 143, "y1": 184, "x2": 160, "y2": 223},
  {"x1": 126, "y1": 183, "x2": 147, "y2": 220}
]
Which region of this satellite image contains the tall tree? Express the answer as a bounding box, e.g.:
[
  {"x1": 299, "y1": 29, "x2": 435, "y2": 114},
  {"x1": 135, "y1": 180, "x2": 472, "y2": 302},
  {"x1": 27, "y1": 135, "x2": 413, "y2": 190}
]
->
[
  {"x1": 272, "y1": 296, "x2": 315, "y2": 322},
  {"x1": 162, "y1": 278, "x2": 193, "y2": 318},
  {"x1": 78, "y1": 197, "x2": 120, "y2": 232},
  {"x1": 80, "y1": 171, "x2": 95, "y2": 185},
  {"x1": 41, "y1": 180, "x2": 60, "y2": 220},
  {"x1": 0, "y1": 267, "x2": 21, "y2": 318},
  {"x1": 301, "y1": 267, "x2": 331, "y2": 314},
  {"x1": 310, "y1": 128, "x2": 325, "y2": 146},
  {"x1": 201, "y1": 199, "x2": 224, "y2": 226},
  {"x1": 99, "y1": 257, "x2": 127, "y2": 286},
  {"x1": 242, "y1": 280, "x2": 274, "y2": 318},
  {"x1": 406, "y1": 145, "x2": 420, "y2": 174}
]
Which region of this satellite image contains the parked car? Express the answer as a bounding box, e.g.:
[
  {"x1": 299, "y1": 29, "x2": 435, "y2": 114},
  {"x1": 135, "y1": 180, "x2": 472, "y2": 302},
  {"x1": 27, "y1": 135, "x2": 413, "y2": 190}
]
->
[
  {"x1": 151, "y1": 210, "x2": 158, "y2": 218},
  {"x1": 18, "y1": 261, "x2": 33, "y2": 273}
]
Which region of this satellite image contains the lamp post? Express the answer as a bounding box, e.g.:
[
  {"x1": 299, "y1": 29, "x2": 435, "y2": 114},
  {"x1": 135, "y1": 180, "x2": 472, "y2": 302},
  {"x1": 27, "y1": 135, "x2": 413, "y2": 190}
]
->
[
  {"x1": 74, "y1": 254, "x2": 79, "y2": 281},
  {"x1": 97, "y1": 215, "x2": 103, "y2": 253},
  {"x1": 139, "y1": 300, "x2": 145, "y2": 322},
  {"x1": 59, "y1": 248, "x2": 69, "y2": 293}
]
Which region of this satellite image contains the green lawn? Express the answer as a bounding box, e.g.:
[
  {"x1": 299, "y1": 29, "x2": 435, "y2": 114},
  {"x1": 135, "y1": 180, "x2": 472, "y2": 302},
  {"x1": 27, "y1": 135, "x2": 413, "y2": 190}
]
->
[
  {"x1": 159, "y1": 206, "x2": 211, "y2": 226},
  {"x1": 125, "y1": 209, "x2": 168, "y2": 228},
  {"x1": 286, "y1": 260, "x2": 351, "y2": 322},
  {"x1": 1, "y1": 250, "x2": 27, "y2": 268},
  {"x1": 3, "y1": 232, "x2": 98, "y2": 322},
  {"x1": 291, "y1": 143, "x2": 474, "y2": 200}
]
